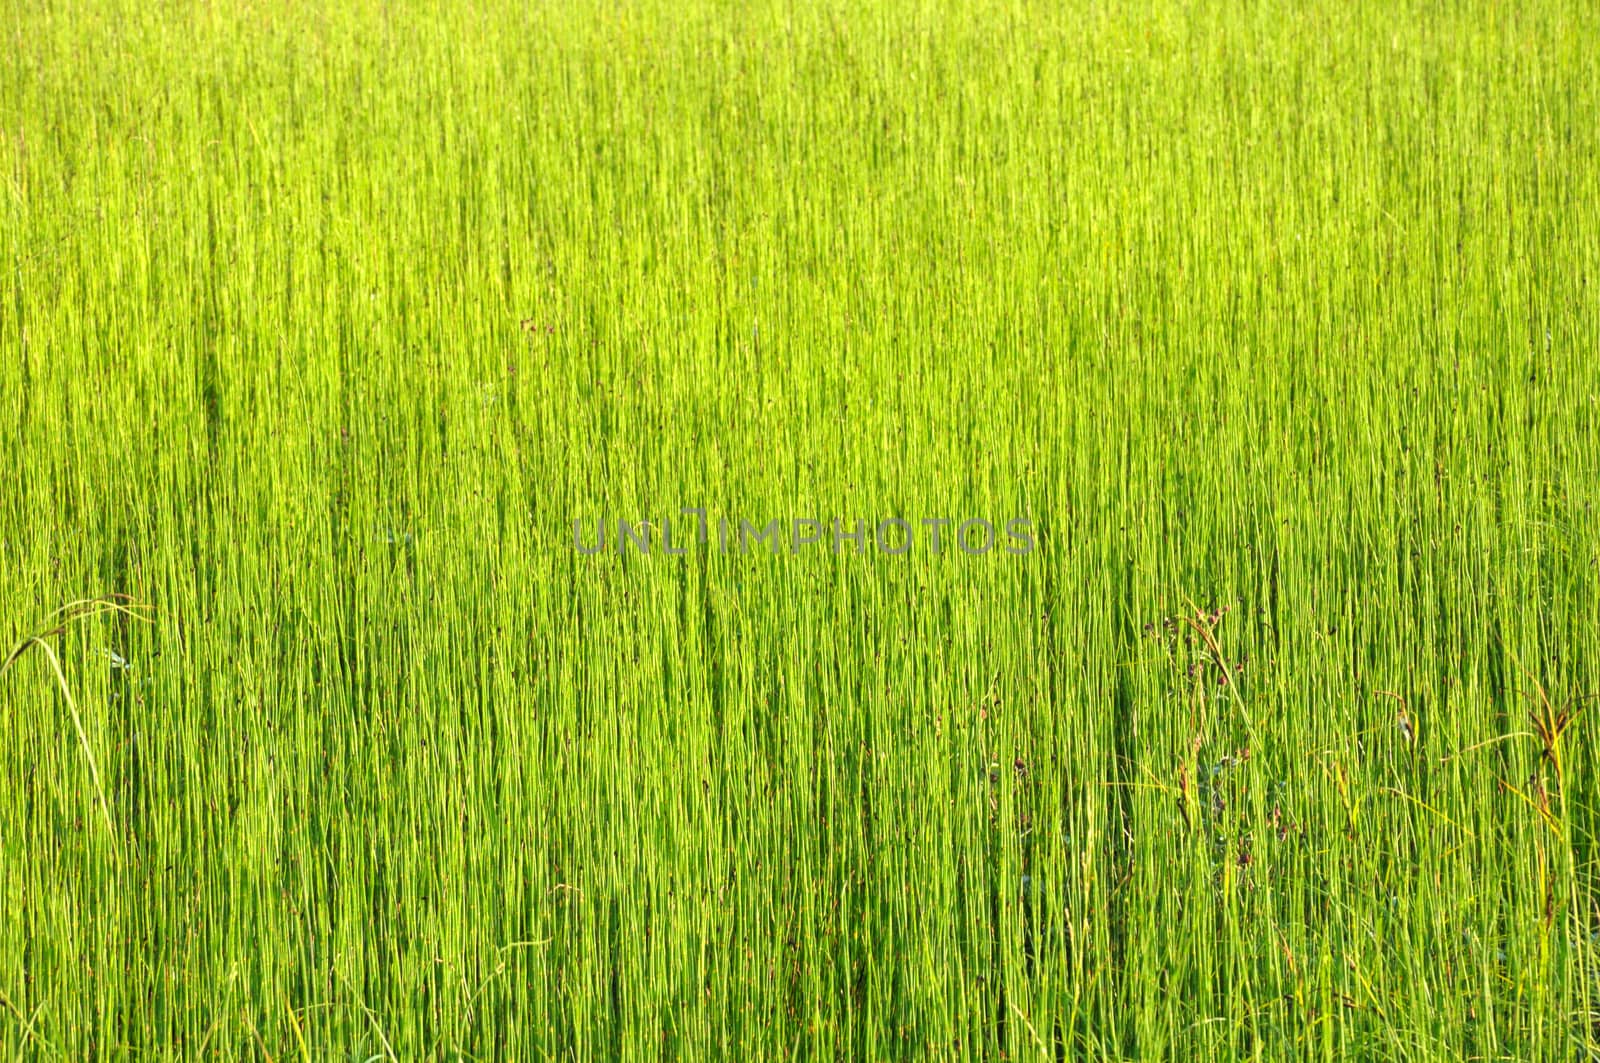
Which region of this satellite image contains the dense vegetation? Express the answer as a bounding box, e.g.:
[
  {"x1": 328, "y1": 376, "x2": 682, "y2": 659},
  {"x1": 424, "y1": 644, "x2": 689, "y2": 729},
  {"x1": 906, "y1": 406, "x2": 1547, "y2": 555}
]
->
[{"x1": 3, "y1": 0, "x2": 1599, "y2": 1057}]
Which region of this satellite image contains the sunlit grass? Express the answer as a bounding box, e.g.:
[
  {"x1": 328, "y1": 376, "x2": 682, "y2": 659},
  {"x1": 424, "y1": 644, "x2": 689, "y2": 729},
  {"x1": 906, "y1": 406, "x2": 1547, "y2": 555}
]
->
[{"x1": 2, "y1": 0, "x2": 1599, "y2": 1057}]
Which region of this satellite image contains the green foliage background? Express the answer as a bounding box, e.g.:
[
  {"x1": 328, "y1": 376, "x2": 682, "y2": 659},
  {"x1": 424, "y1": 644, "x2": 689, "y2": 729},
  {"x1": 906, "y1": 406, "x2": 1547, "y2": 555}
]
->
[{"x1": 2, "y1": 0, "x2": 1599, "y2": 1056}]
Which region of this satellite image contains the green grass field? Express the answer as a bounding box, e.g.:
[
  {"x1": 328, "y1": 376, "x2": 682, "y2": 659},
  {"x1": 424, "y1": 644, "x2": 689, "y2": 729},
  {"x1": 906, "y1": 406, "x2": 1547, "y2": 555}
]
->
[{"x1": 3, "y1": 0, "x2": 1600, "y2": 1057}]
